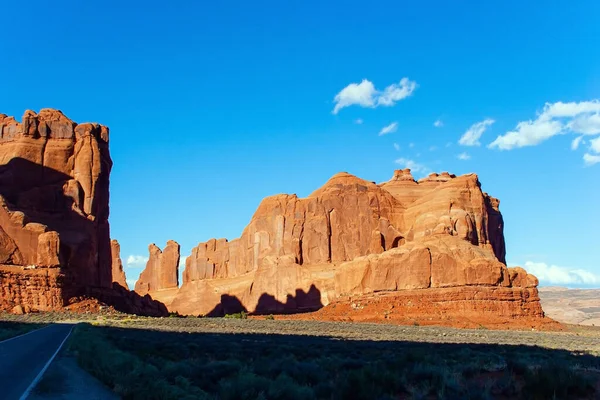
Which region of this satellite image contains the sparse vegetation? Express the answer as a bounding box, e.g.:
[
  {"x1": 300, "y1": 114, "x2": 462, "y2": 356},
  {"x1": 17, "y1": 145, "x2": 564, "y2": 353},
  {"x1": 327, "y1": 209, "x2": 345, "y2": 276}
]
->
[
  {"x1": 0, "y1": 320, "x2": 45, "y2": 341},
  {"x1": 61, "y1": 319, "x2": 600, "y2": 400},
  {"x1": 223, "y1": 311, "x2": 248, "y2": 319}
]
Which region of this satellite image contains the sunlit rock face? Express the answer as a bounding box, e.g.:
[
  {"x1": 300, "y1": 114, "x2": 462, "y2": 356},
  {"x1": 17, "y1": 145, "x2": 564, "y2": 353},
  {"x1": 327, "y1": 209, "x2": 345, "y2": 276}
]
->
[{"x1": 166, "y1": 169, "x2": 539, "y2": 324}]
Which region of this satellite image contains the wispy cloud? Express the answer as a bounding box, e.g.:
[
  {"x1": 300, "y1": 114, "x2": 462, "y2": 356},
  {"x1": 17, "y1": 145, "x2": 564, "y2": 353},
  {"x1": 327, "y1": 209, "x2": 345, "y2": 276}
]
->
[
  {"x1": 457, "y1": 152, "x2": 470, "y2": 160},
  {"x1": 354, "y1": 118, "x2": 364, "y2": 125},
  {"x1": 590, "y1": 136, "x2": 600, "y2": 153},
  {"x1": 332, "y1": 78, "x2": 417, "y2": 114},
  {"x1": 395, "y1": 157, "x2": 427, "y2": 174},
  {"x1": 488, "y1": 100, "x2": 600, "y2": 152},
  {"x1": 393, "y1": 143, "x2": 400, "y2": 151},
  {"x1": 409, "y1": 143, "x2": 415, "y2": 148},
  {"x1": 459, "y1": 119, "x2": 495, "y2": 146},
  {"x1": 429, "y1": 146, "x2": 438, "y2": 152},
  {"x1": 583, "y1": 134, "x2": 600, "y2": 165},
  {"x1": 522, "y1": 261, "x2": 600, "y2": 286},
  {"x1": 126, "y1": 278, "x2": 138, "y2": 288},
  {"x1": 126, "y1": 255, "x2": 149, "y2": 269},
  {"x1": 379, "y1": 122, "x2": 398, "y2": 136},
  {"x1": 571, "y1": 136, "x2": 584, "y2": 150},
  {"x1": 434, "y1": 119, "x2": 443, "y2": 128},
  {"x1": 583, "y1": 153, "x2": 600, "y2": 166}
]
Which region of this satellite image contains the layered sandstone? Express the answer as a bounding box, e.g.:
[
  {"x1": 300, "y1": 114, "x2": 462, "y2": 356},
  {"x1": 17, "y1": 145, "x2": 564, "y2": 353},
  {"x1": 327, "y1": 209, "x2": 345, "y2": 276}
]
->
[
  {"x1": 0, "y1": 109, "x2": 165, "y2": 315},
  {"x1": 168, "y1": 170, "x2": 546, "y2": 328},
  {"x1": 134, "y1": 240, "x2": 180, "y2": 306},
  {"x1": 0, "y1": 109, "x2": 112, "y2": 288}
]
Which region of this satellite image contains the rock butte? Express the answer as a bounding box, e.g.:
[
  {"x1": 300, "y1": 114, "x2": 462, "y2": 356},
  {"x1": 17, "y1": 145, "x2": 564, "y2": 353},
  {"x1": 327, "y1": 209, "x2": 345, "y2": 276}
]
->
[
  {"x1": 134, "y1": 168, "x2": 552, "y2": 328},
  {"x1": 0, "y1": 110, "x2": 165, "y2": 316}
]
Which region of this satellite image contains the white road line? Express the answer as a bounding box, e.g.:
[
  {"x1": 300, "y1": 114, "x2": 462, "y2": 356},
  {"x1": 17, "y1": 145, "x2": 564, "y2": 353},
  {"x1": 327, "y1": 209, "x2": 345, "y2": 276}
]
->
[
  {"x1": 0, "y1": 325, "x2": 52, "y2": 344},
  {"x1": 19, "y1": 325, "x2": 74, "y2": 400}
]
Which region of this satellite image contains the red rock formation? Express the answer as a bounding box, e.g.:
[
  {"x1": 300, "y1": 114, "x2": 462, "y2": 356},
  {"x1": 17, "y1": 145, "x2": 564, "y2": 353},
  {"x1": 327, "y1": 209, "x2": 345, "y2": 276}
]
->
[
  {"x1": 0, "y1": 109, "x2": 112, "y2": 288},
  {"x1": 110, "y1": 239, "x2": 128, "y2": 290},
  {"x1": 170, "y1": 170, "x2": 548, "y2": 328},
  {"x1": 0, "y1": 109, "x2": 166, "y2": 316},
  {"x1": 135, "y1": 240, "x2": 180, "y2": 306}
]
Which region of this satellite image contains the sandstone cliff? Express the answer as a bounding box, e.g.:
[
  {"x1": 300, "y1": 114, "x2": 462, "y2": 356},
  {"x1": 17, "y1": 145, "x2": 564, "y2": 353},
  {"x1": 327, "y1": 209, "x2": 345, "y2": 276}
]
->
[
  {"x1": 167, "y1": 170, "x2": 543, "y2": 327},
  {"x1": 0, "y1": 109, "x2": 165, "y2": 316},
  {"x1": 134, "y1": 240, "x2": 180, "y2": 306}
]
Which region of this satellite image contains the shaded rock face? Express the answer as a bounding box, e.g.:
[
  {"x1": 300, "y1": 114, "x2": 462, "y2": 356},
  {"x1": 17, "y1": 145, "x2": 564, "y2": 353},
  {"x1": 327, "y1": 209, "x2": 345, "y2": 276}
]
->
[
  {"x1": 169, "y1": 170, "x2": 541, "y2": 324},
  {"x1": 134, "y1": 240, "x2": 180, "y2": 307},
  {"x1": 0, "y1": 109, "x2": 166, "y2": 316},
  {"x1": 110, "y1": 239, "x2": 128, "y2": 290},
  {"x1": 0, "y1": 109, "x2": 112, "y2": 289}
]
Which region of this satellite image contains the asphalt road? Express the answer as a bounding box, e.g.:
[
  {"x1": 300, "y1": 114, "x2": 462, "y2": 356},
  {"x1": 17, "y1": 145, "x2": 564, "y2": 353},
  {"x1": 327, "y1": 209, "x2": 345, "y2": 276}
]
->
[{"x1": 0, "y1": 323, "x2": 74, "y2": 400}]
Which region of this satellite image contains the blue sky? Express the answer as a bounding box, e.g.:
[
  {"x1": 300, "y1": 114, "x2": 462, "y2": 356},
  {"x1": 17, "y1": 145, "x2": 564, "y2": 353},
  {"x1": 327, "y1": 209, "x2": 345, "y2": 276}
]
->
[{"x1": 1, "y1": 1, "x2": 599, "y2": 288}]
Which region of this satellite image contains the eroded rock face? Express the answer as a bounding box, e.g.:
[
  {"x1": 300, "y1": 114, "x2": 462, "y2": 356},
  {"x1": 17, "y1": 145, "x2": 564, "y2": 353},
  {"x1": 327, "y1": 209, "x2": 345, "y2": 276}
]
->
[
  {"x1": 134, "y1": 240, "x2": 180, "y2": 306},
  {"x1": 110, "y1": 239, "x2": 128, "y2": 290},
  {"x1": 169, "y1": 170, "x2": 543, "y2": 326},
  {"x1": 0, "y1": 110, "x2": 166, "y2": 316},
  {"x1": 0, "y1": 109, "x2": 112, "y2": 289}
]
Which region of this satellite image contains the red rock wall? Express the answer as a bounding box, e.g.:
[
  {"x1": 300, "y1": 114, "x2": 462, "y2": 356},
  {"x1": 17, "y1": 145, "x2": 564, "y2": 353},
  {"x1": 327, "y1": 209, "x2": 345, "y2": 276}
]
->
[
  {"x1": 0, "y1": 266, "x2": 66, "y2": 311},
  {"x1": 168, "y1": 170, "x2": 541, "y2": 322},
  {"x1": 134, "y1": 241, "x2": 180, "y2": 306},
  {"x1": 0, "y1": 109, "x2": 113, "y2": 310}
]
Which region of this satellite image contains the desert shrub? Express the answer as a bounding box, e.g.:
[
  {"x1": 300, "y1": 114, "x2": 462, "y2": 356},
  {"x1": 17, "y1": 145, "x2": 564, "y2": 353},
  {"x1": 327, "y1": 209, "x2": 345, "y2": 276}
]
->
[
  {"x1": 224, "y1": 311, "x2": 248, "y2": 319},
  {"x1": 68, "y1": 324, "x2": 210, "y2": 400},
  {"x1": 522, "y1": 362, "x2": 595, "y2": 400},
  {"x1": 218, "y1": 371, "x2": 271, "y2": 400},
  {"x1": 266, "y1": 373, "x2": 315, "y2": 400}
]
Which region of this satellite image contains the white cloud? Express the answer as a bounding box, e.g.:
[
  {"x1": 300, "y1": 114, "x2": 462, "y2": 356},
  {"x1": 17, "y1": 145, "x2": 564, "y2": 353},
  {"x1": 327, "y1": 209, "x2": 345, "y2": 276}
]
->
[
  {"x1": 571, "y1": 136, "x2": 584, "y2": 150},
  {"x1": 393, "y1": 143, "x2": 400, "y2": 151},
  {"x1": 568, "y1": 113, "x2": 600, "y2": 135},
  {"x1": 332, "y1": 78, "x2": 417, "y2": 114},
  {"x1": 583, "y1": 153, "x2": 600, "y2": 166},
  {"x1": 395, "y1": 157, "x2": 427, "y2": 173},
  {"x1": 126, "y1": 255, "x2": 149, "y2": 268},
  {"x1": 445, "y1": 142, "x2": 452, "y2": 147},
  {"x1": 429, "y1": 146, "x2": 438, "y2": 151},
  {"x1": 409, "y1": 142, "x2": 415, "y2": 148},
  {"x1": 332, "y1": 79, "x2": 376, "y2": 115},
  {"x1": 179, "y1": 255, "x2": 187, "y2": 269},
  {"x1": 489, "y1": 100, "x2": 600, "y2": 150},
  {"x1": 376, "y1": 78, "x2": 418, "y2": 107},
  {"x1": 434, "y1": 119, "x2": 443, "y2": 128},
  {"x1": 126, "y1": 278, "x2": 138, "y2": 288},
  {"x1": 354, "y1": 118, "x2": 364, "y2": 125},
  {"x1": 459, "y1": 118, "x2": 495, "y2": 146},
  {"x1": 523, "y1": 261, "x2": 600, "y2": 286},
  {"x1": 457, "y1": 152, "x2": 470, "y2": 160},
  {"x1": 543, "y1": 100, "x2": 600, "y2": 119},
  {"x1": 590, "y1": 136, "x2": 600, "y2": 153},
  {"x1": 488, "y1": 118, "x2": 562, "y2": 150},
  {"x1": 379, "y1": 122, "x2": 398, "y2": 136}
]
